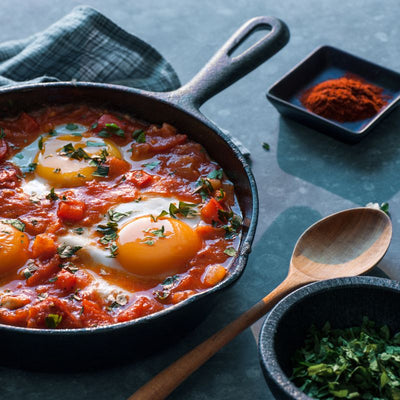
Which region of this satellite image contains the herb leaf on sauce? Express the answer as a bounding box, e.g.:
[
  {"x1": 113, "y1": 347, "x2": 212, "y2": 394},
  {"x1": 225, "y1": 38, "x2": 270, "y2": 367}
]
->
[
  {"x1": 1, "y1": 218, "x2": 25, "y2": 232},
  {"x1": 142, "y1": 160, "x2": 160, "y2": 170},
  {"x1": 45, "y1": 314, "x2": 62, "y2": 328},
  {"x1": 57, "y1": 244, "x2": 82, "y2": 259},
  {"x1": 207, "y1": 169, "x2": 223, "y2": 179},
  {"x1": 132, "y1": 129, "x2": 146, "y2": 143}
]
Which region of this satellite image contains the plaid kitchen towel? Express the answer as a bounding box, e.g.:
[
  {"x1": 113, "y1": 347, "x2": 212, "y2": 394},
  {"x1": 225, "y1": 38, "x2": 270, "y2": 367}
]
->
[
  {"x1": 0, "y1": 5, "x2": 250, "y2": 156},
  {"x1": 0, "y1": 5, "x2": 180, "y2": 91}
]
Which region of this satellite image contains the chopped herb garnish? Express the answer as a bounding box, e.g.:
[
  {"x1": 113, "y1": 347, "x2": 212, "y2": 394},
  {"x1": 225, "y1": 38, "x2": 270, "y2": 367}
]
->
[
  {"x1": 45, "y1": 314, "x2": 62, "y2": 329},
  {"x1": 154, "y1": 275, "x2": 180, "y2": 300},
  {"x1": 65, "y1": 123, "x2": 79, "y2": 131},
  {"x1": 57, "y1": 244, "x2": 82, "y2": 259},
  {"x1": 46, "y1": 188, "x2": 59, "y2": 201},
  {"x1": 21, "y1": 163, "x2": 37, "y2": 174},
  {"x1": 22, "y1": 263, "x2": 38, "y2": 279},
  {"x1": 291, "y1": 317, "x2": 400, "y2": 399},
  {"x1": 0, "y1": 127, "x2": 5, "y2": 139},
  {"x1": 71, "y1": 132, "x2": 82, "y2": 137},
  {"x1": 97, "y1": 221, "x2": 118, "y2": 244},
  {"x1": 108, "y1": 209, "x2": 132, "y2": 222},
  {"x1": 49, "y1": 277, "x2": 58, "y2": 283},
  {"x1": 60, "y1": 262, "x2": 79, "y2": 274},
  {"x1": 380, "y1": 202, "x2": 389, "y2": 214},
  {"x1": 1, "y1": 218, "x2": 25, "y2": 232},
  {"x1": 14, "y1": 153, "x2": 24, "y2": 159},
  {"x1": 92, "y1": 164, "x2": 109, "y2": 177},
  {"x1": 48, "y1": 129, "x2": 57, "y2": 136},
  {"x1": 151, "y1": 225, "x2": 166, "y2": 238},
  {"x1": 38, "y1": 136, "x2": 44, "y2": 150},
  {"x1": 59, "y1": 143, "x2": 91, "y2": 161},
  {"x1": 53, "y1": 168, "x2": 61, "y2": 174},
  {"x1": 169, "y1": 201, "x2": 199, "y2": 219},
  {"x1": 207, "y1": 169, "x2": 223, "y2": 179},
  {"x1": 73, "y1": 227, "x2": 84, "y2": 235},
  {"x1": 262, "y1": 142, "x2": 270, "y2": 151},
  {"x1": 193, "y1": 178, "x2": 214, "y2": 201},
  {"x1": 103, "y1": 122, "x2": 125, "y2": 138},
  {"x1": 91, "y1": 122, "x2": 98, "y2": 130},
  {"x1": 108, "y1": 243, "x2": 118, "y2": 258},
  {"x1": 142, "y1": 160, "x2": 160, "y2": 170},
  {"x1": 224, "y1": 247, "x2": 237, "y2": 257},
  {"x1": 86, "y1": 141, "x2": 106, "y2": 147},
  {"x1": 132, "y1": 129, "x2": 146, "y2": 143},
  {"x1": 143, "y1": 239, "x2": 154, "y2": 246}
]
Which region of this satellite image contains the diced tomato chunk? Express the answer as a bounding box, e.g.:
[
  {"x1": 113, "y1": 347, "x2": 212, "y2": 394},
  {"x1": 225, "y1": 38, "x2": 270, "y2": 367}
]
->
[
  {"x1": 0, "y1": 162, "x2": 21, "y2": 189},
  {"x1": 26, "y1": 256, "x2": 60, "y2": 287},
  {"x1": 201, "y1": 197, "x2": 224, "y2": 224},
  {"x1": 57, "y1": 199, "x2": 86, "y2": 222},
  {"x1": 116, "y1": 296, "x2": 163, "y2": 322},
  {"x1": 26, "y1": 297, "x2": 81, "y2": 329},
  {"x1": 0, "y1": 139, "x2": 7, "y2": 161},
  {"x1": 31, "y1": 233, "x2": 57, "y2": 260},
  {"x1": 92, "y1": 114, "x2": 125, "y2": 133},
  {"x1": 108, "y1": 157, "x2": 130, "y2": 177},
  {"x1": 125, "y1": 170, "x2": 153, "y2": 188},
  {"x1": 18, "y1": 112, "x2": 40, "y2": 134},
  {"x1": 81, "y1": 299, "x2": 113, "y2": 326},
  {"x1": 55, "y1": 270, "x2": 77, "y2": 292}
]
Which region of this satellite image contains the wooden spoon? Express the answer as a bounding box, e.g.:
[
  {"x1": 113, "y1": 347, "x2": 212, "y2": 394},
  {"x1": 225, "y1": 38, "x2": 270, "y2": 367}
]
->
[{"x1": 128, "y1": 207, "x2": 392, "y2": 400}]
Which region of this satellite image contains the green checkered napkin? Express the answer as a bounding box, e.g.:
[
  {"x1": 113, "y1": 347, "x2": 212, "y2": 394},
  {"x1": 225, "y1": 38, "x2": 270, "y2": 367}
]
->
[{"x1": 0, "y1": 5, "x2": 180, "y2": 91}]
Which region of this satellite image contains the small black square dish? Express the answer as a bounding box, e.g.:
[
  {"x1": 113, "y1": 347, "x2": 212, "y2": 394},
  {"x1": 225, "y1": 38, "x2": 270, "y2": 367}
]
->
[{"x1": 267, "y1": 45, "x2": 400, "y2": 143}]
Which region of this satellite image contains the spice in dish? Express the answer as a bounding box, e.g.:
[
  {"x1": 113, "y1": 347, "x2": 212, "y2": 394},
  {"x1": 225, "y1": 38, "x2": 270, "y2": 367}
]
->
[
  {"x1": 0, "y1": 106, "x2": 242, "y2": 329},
  {"x1": 300, "y1": 75, "x2": 388, "y2": 122},
  {"x1": 291, "y1": 317, "x2": 400, "y2": 399}
]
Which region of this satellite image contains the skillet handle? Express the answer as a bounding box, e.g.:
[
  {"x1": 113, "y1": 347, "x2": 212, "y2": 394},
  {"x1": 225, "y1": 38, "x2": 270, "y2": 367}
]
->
[{"x1": 167, "y1": 16, "x2": 289, "y2": 110}]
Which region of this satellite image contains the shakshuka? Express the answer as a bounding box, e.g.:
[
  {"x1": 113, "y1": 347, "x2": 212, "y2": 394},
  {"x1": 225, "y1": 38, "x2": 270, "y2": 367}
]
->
[{"x1": 0, "y1": 105, "x2": 241, "y2": 329}]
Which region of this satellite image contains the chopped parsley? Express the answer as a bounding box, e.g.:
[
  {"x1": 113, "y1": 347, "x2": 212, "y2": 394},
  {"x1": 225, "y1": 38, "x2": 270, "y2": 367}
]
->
[
  {"x1": 98, "y1": 123, "x2": 125, "y2": 138},
  {"x1": 65, "y1": 123, "x2": 79, "y2": 131},
  {"x1": 262, "y1": 142, "x2": 270, "y2": 151},
  {"x1": 132, "y1": 129, "x2": 146, "y2": 143},
  {"x1": 45, "y1": 314, "x2": 62, "y2": 329},
  {"x1": 154, "y1": 275, "x2": 180, "y2": 300},
  {"x1": 46, "y1": 188, "x2": 59, "y2": 201},
  {"x1": 108, "y1": 243, "x2": 118, "y2": 258},
  {"x1": 86, "y1": 141, "x2": 106, "y2": 147},
  {"x1": 48, "y1": 129, "x2": 57, "y2": 136},
  {"x1": 108, "y1": 209, "x2": 132, "y2": 222},
  {"x1": 53, "y1": 168, "x2": 61, "y2": 174},
  {"x1": 38, "y1": 136, "x2": 44, "y2": 150},
  {"x1": 224, "y1": 247, "x2": 237, "y2": 257},
  {"x1": 217, "y1": 210, "x2": 242, "y2": 239},
  {"x1": 169, "y1": 201, "x2": 199, "y2": 219},
  {"x1": 59, "y1": 143, "x2": 91, "y2": 161},
  {"x1": 193, "y1": 178, "x2": 214, "y2": 201},
  {"x1": 22, "y1": 262, "x2": 38, "y2": 279},
  {"x1": 21, "y1": 163, "x2": 37, "y2": 174},
  {"x1": 73, "y1": 227, "x2": 84, "y2": 235},
  {"x1": 380, "y1": 202, "x2": 389, "y2": 214},
  {"x1": 92, "y1": 165, "x2": 109, "y2": 177},
  {"x1": 57, "y1": 244, "x2": 82, "y2": 259},
  {"x1": 97, "y1": 221, "x2": 118, "y2": 244},
  {"x1": 291, "y1": 317, "x2": 400, "y2": 399},
  {"x1": 0, "y1": 127, "x2": 5, "y2": 139},
  {"x1": 207, "y1": 169, "x2": 223, "y2": 179},
  {"x1": 142, "y1": 160, "x2": 160, "y2": 170},
  {"x1": 1, "y1": 218, "x2": 25, "y2": 232}
]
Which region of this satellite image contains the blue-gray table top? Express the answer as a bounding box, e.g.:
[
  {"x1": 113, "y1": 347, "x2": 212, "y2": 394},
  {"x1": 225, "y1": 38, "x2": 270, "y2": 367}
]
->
[{"x1": 1, "y1": 1, "x2": 399, "y2": 399}]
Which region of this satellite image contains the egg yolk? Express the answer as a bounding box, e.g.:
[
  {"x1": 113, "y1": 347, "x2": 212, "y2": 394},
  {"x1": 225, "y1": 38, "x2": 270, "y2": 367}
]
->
[
  {"x1": 117, "y1": 216, "x2": 202, "y2": 277},
  {"x1": 0, "y1": 222, "x2": 30, "y2": 275},
  {"x1": 34, "y1": 135, "x2": 122, "y2": 187}
]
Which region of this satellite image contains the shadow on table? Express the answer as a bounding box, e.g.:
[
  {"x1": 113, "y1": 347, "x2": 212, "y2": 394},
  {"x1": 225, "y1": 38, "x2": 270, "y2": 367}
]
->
[
  {"x1": 0, "y1": 206, "x2": 388, "y2": 400},
  {"x1": 277, "y1": 106, "x2": 400, "y2": 205}
]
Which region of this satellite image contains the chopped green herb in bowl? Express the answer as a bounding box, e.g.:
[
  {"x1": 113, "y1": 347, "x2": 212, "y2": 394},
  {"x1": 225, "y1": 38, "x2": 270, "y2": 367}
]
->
[{"x1": 291, "y1": 317, "x2": 400, "y2": 399}]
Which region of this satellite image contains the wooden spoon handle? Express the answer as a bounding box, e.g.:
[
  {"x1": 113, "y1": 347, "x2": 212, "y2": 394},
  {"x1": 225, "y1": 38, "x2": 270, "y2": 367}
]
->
[{"x1": 127, "y1": 272, "x2": 311, "y2": 400}]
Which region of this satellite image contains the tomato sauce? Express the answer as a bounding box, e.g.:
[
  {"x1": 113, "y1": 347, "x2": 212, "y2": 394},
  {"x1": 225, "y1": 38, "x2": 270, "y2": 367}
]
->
[{"x1": 0, "y1": 105, "x2": 241, "y2": 329}]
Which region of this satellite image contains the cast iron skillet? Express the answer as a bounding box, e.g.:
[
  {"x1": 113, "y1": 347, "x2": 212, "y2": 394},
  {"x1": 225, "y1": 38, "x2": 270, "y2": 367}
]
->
[{"x1": 0, "y1": 17, "x2": 289, "y2": 368}]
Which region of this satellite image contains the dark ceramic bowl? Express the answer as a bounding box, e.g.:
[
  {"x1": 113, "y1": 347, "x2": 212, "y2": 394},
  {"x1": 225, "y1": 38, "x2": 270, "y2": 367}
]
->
[
  {"x1": 267, "y1": 46, "x2": 400, "y2": 143},
  {"x1": 258, "y1": 276, "x2": 400, "y2": 400}
]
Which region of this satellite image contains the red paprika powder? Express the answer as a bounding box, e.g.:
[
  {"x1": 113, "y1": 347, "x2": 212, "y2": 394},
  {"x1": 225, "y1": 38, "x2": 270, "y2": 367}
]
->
[{"x1": 300, "y1": 75, "x2": 388, "y2": 122}]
